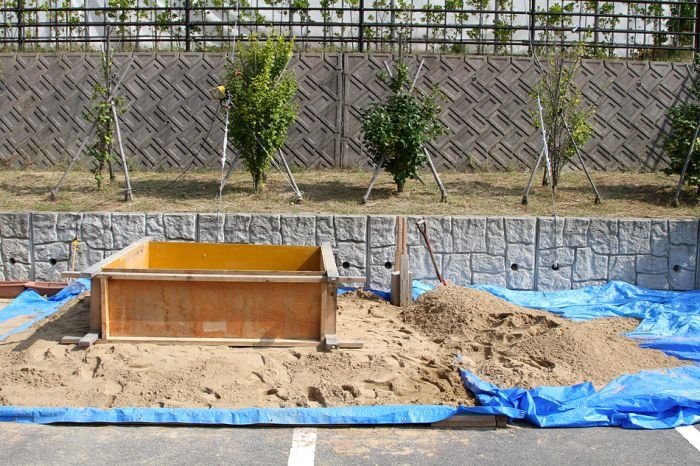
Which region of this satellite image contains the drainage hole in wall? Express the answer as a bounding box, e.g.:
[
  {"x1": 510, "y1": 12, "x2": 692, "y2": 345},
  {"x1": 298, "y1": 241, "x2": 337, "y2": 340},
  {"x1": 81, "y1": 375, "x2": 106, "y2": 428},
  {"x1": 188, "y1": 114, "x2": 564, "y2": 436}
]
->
[
  {"x1": 384, "y1": 261, "x2": 393, "y2": 270},
  {"x1": 9, "y1": 258, "x2": 16, "y2": 265},
  {"x1": 510, "y1": 263, "x2": 519, "y2": 271},
  {"x1": 552, "y1": 263, "x2": 560, "y2": 271},
  {"x1": 49, "y1": 258, "x2": 57, "y2": 266},
  {"x1": 342, "y1": 261, "x2": 350, "y2": 269},
  {"x1": 673, "y1": 265, "x2": 681, "y2": 272}
]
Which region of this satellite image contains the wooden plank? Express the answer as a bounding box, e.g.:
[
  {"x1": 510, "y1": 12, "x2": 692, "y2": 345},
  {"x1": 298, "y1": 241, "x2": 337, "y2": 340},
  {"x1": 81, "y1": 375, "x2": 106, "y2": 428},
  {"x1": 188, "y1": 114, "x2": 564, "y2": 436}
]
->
[
  {"x1": 324, "y1": 334, "x2": 338, "y2": 349},
  {"x1": 102, "y1": 336, "x2": 321, "y2": 347},
  {"x1": 395, "y1": 216, "x2": 407, "y2": 271},
  {"x1": 74, "y1": 237, "x2": 152, "y2": 278},
  {"x1": 335, "y1": 276, "x2": 367, "y2": 284},
  {"x1": 390, "y1": 271, "x2": 400, "y2": 306},
  {"x1": 148, "y1": 242, "x2": 322, "y2": 272},
  {"x1": 321, "y1": 242, "x2": 339, "y2": 279},
  {"x1": 89, "y1": 278, "x2": 101, "y2": 333},
  {"x1": 431, "y1": 414, "x2": 506, "y2": 428},
  {"x1": 59, "y1": 336, "x2": 82, "y2": 344},
  {"x1": 322, "y1": 283, "x2": 337, "y2": 339},
  {"x1": 106, "y1": 241, "x2": 149, "y2": 270},
  {"x1": 100, "y1": 278, "x2": 109, "y2": 339},
  {"x1": 320, "y1": 280, "x2": 328, "y2": 340},
  {"x1": 100, "y1": 268, "x2": 324, "y2": 276},
  {"x1": 78, "y1": 332, "x2": 99, "y2": 347},
  {"x1": 106, "y1": 280, "x2": 324, "y2": 341},
  {"x1": 95, "y1": 272, "x2": 326, "y2": 283},
  {"x1": 337, "y1": 339, "x2": 364, "y2": 349},
  {"x1": 399, "y1": 254, "x2": 412, "y2": 307}
]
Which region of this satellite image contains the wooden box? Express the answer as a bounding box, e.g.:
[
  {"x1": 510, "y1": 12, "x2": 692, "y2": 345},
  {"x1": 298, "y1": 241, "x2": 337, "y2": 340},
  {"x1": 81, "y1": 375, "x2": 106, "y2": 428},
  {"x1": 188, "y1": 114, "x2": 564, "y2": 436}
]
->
[{"x1": 65, "y1": 238, "x2": 341, "y2": 347}]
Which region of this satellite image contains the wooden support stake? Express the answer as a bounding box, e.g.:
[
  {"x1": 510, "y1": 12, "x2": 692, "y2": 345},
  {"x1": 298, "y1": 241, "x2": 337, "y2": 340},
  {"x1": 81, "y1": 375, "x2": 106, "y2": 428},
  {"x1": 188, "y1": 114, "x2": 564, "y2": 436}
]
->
[
  {"x1": 361, "y1": 155, "x2": 386, "y2": 204},
  {"x1": 423, "y1": 148, "x2": 448, "y2": 203},
  {"x1": 399, "y1": 253, "x2": 412, "y2": 307},
  {"x1": 325, "y1": 334, "x2": 338, "y2": 350},
  {"x1": 391, "y1": 217, "x2": 412, "y2": 307},
  {"x1": 100, "y1": 278, "x2": 109, "y2": 340},
  {"x1": 390, "y1": 271, "x2": 400, "y2": 306},
  {"x1": 78, "y1": 332, "x2": 99, "y2": 347},
  {"x1": 111, "y1": 101, "x2": 133, "y2": 201},
  {"x1": 60, "y1": 336, "x2": 82, "y2": 345},
  {"x1": 337, "y1": 339, "x2": 364, "y2": 349},
  {"x1": 394, "y1": 216, "x2": 407, "y2": 270}
]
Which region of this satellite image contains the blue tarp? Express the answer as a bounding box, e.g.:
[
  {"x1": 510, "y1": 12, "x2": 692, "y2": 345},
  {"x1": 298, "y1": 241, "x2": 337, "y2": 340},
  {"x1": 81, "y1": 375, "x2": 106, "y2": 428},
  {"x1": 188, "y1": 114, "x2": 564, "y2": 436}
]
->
[
  {"x1": 454, "y1": 281, "x2": 700, "y2": 429},
  {"x1": 1, "y1": 279, "x2": 699, "y2": 429},
  {"x1": 0, "y1": 404, "x2": 522, "y2": 426},
  {"x1": 0, "y1": 279, "x2": 90, "y2": 341}
]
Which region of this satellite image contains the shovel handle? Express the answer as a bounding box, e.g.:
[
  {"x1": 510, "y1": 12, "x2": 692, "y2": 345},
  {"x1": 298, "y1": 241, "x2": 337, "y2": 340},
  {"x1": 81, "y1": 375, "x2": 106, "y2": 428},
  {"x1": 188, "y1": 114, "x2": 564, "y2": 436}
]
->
[{"x1": 416, "y1": 221, "x2": 446, "y2": 285}]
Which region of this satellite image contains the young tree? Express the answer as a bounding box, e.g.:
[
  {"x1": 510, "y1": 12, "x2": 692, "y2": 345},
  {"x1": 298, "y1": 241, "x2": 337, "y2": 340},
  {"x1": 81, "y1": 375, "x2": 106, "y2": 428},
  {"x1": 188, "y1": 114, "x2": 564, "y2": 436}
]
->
[
  {"x1": 222, "y1": 35, "x2": 298, "y2": 193},
  {"x1": 530, "y1": 44, "x2": 594, "y2": 191},
  {"x1": 84, "y1": 51, "x2": 124, "y2": 190},
  {"x1": 360, "y1": 60, "x2": 446, "y2": 194},
  {"x1": 664, "y1": 55, "x2": 700, "y2": 199}
]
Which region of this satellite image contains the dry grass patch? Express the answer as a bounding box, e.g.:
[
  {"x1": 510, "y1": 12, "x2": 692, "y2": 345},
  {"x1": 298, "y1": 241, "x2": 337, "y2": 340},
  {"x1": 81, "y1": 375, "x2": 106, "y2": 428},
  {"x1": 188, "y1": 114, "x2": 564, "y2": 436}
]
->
[{"x1": 0, "y1": 169, "x2": 698, "y2": 217}]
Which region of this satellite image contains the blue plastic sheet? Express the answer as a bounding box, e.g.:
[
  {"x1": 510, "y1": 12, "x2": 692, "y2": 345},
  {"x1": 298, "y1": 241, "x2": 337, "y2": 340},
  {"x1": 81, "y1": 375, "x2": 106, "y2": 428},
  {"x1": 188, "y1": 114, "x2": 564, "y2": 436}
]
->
[
  {"x1": 0, "y1": 279, "x2": 90, "y2": 341},
  {"x1": 0, "y1": 404, "x2": 521, "y2": 426},
  {"x1": 2, "y1": 279, "x2": 698, "y2": 429},
  {"x1": 456, "y1": 281, "x2": 700, "y2": 429}
]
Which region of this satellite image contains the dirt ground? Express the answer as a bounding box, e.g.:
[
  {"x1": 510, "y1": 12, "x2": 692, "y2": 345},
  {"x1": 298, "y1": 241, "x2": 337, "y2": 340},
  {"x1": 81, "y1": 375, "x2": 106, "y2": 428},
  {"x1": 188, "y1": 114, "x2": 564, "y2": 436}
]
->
[
  {"x1": 1, "y1": 169, "x2": 698, "y2": 218},
  {"x1": 0, "y1": 286, "x2": 687, "y2": 409}
]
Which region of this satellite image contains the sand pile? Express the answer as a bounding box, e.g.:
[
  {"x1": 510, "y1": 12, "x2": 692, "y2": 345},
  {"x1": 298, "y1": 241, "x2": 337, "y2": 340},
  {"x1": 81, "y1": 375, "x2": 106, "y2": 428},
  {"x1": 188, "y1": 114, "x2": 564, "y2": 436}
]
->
[
  {"x1": 402, "y1": 285, "x2": 687, "y2": 389},
  {"x1": 0, "y1": 293, "x2": 471, "y2": 409}
]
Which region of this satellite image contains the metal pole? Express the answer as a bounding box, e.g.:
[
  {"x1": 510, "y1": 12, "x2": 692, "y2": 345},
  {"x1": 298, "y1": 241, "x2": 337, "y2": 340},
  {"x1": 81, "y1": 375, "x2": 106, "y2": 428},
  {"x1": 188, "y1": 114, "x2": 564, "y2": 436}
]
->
[
  {"x1": 17, "y1": 0, "x2": 24, "y2": 51},
  {"x1": 493, "y1": 0, "x2": 500, "y2": 54},
  {"x1": 358, "y1": 0, "x2": 365, "y2": 52},
  {"x1": 672, "y1": 114, "x2": 700, "y2": 207},
  {"x1": 695, "y1": 0, "x2": 700, "y2": 53},
  {"x1": 389, "y1": 0, "x2": 395, "y2": 46},
  {"x1": 593, "y1": 0, "x2": 600, "y2": 56},
  {"x1": 528, "y1": 0, "x2": 536, "y2": 55},
  {"x1": 185, "y1": 0, "x2": 191, "y2": 52}
]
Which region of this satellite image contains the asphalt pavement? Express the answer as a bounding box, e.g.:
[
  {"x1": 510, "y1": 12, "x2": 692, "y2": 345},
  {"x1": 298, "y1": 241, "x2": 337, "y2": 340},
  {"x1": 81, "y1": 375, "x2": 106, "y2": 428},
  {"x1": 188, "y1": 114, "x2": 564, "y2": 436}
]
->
[{"x1": 1, "y1": 422, "x2": 698, "y2": 465}]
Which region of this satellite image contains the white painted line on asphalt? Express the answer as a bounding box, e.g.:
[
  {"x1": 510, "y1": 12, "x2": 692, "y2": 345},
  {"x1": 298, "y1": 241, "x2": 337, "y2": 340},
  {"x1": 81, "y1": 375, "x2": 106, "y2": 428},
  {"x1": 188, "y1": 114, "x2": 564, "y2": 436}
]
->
[
  {"x1": 676, "y1": 425, "x2": 700, "y2": 452},
  {"x1": 288, "y1": 427, "x2": 317, "y2": 466}
]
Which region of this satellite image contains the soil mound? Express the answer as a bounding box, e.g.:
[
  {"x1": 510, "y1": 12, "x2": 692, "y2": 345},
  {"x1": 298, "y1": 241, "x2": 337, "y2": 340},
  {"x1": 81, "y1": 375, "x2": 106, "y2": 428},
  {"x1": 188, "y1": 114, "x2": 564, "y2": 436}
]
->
[
  {"x1": 402, "y1": 284, "x2": 687, "y2": 389},
  {"x1": 0, "y1": 294, "x2": 472, "y2": 409}
]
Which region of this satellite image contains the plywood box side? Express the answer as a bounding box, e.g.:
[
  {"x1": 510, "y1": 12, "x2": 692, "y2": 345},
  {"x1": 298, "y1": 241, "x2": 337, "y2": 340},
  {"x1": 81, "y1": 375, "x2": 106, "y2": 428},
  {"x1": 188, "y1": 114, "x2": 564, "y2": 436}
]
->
[
  {"x1": 106, "y1": 280, "x2": 324, "y2": 341},
  {"x1": 103, "y1": 242, "x2": 150, "y2": 270}
]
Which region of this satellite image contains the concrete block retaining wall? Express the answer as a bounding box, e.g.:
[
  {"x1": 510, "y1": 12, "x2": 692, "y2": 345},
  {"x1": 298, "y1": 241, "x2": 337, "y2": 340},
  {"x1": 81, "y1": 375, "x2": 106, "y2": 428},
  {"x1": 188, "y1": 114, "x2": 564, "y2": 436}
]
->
[{"x1": 0, "y1": 212, "x2": 698, "y2": 291}]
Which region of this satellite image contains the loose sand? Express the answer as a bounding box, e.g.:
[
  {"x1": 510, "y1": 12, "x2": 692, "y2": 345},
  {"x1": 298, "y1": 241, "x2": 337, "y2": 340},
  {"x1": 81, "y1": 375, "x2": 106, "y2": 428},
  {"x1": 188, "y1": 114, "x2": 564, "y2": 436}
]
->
[
  {"x1": 0, "y1": 285, "x2": 686, "y2": 409},
  {"x1": 402, "y1": 285, "x2": 688, "y2": 389}
]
